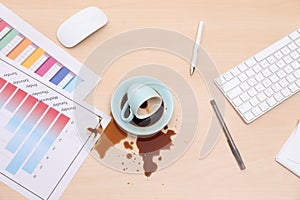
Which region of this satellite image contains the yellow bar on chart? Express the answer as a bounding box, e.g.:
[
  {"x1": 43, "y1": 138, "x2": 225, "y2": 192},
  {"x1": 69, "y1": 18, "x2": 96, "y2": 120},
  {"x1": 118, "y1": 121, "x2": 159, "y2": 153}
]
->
[
  {"x1": 7, "y1": 38, "x2": 31, "y2": 60},
  {"x1": 21, "y1": 48, "x2": 45, "y2": 69}
]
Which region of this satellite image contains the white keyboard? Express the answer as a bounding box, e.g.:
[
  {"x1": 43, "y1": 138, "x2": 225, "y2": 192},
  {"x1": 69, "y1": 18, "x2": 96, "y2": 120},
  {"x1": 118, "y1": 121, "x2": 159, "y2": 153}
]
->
[{"x1": 215, "y1": 29, "x2": 300, "y2": 123}]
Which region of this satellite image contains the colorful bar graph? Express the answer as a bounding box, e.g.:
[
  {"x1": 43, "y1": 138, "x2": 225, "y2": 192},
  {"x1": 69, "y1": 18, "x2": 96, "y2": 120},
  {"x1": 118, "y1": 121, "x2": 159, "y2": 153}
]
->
[
  {"x1": 5, "y1": 101, "x2": 48, "y2": 154},
  {"x1": 5, "y1": 95, "x2": 37, "y2": 133},
  {"x1": 35, "y1": 57, "x2": 56, "y2": 77},
  {"x1": 21, "y1": 48, "x2": 45, "y2": 69},
  {"x1": 0, "y1": 77, "x2": 6, "y2": 89},
  {"x1": 0, "y1": 20, "x2": 8, "y2": 32},
  {"x1": 5, "y1": 89, "x2": 27, "y2": 112},
  {"x1": 0, "y1": 82, "x2": 16, "y2": 108},
  {"x1": 6, "y1": 107, "x2": 58, "y2": 174},
  {"x1": 7, "y1": 38, "x2": 31, "y2": 60},
  {"x1": 22, "y1": 114, "x2": 69, "y2": 174},
  {"x1": 49, "y1": 67, "x2": 70, "y2": 85},
  {"x1": 0, "y1": 29, "x2": 19, "y2": 51},
  {"x1": 63, "y1": 76, "x2": 83, "y2": 92}
]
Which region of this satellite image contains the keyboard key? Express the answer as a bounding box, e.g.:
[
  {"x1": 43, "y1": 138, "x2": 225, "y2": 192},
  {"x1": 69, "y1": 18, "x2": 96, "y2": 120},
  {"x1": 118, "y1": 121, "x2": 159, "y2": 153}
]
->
[
  {"x1": 267, "y1": 97, "x2": 276, "y2": 107},
  {"x1": 260, "y1": 59, "x2": 270, "y2": 68},
  {"x1": 269, "y1": 74, "x2": 279, "y2": 83},
  {"x1": 240, "y1": 92, "x2": 250, "y2": 101},
  {"x1": 283, "y1": 55, "x2": 293, "y2": 64},
  {"x1": 288, "y1": 42, "x2": 298, "y2": 51},
  {"x1": 247, "y1": 77, "x2": 257, "y2": 86},
  {"x1": 267, "y1": 55, "x2": 276, "y2": 64},
  {"x1": 288, "y1": 83, "x2": 298, "y2": 93},
  {"x1": 232, "y1": 96, "x2": 243, "y2": 107},
  {"x1": 272, "y1": 83, "x2": 281, "y2": 92},
  {"x1": 245, "y1": 57, "x2": 256, "y2": 67},
  {"x1": 252, "y1": 107, "x2": 262, "y2": 116},
  {"x1": 255, "y1": 83, "x2": 265, "y2": 93},
  {"x1": 262, "y1": 79, "x2": 272, "y2": 88},
  {"x1": 286, "y1": 74, "x2": 296, "y2": 83},
  {"x1": 295, "y1": 38, "x2": 300, "y2": 46},
  {"x1": 274, "y1": 92, "x2": 284, "y2": 102},
  {"x1": 248, "y1": 87, "x2": 258, "y2": 97},
  {"x1": 279, "y1": 78, "x2": 289, "y2": 87},
  {"x1": 276, "y1": 69, "x2": 286, "y2": 78},
  {"x1": 245, "y1": 68, "x2": 255, "y2": 77},
  {"x1": 274, "y1": 51, "x2": 283, "y2": 59},
  {"x1": 289, "y1": 30, "x2": 300, "y2": 40},
  {"x1": 290, "y1": 51, "x2": 300, "y2": 59},
  {"x1": 227, "y1": 86, "x2": 243, "y2": 99},
  {"x1": 264, "y1": 88, "x2": 274, "y2": 97},
  {"x1": 238, "y1": 73, "x2": 248, "y2": 82},
  {"x1": 215, "y1": 76, "x2": 226, "y2": 85},
  {"x1": 259, "y1": 102, "x2": 269, "y2": 112},
  {"x1": 254, "y1": 36, "x2": 291, "y2": 61},
  {"x1": 253, "y1": 64, "x2": 263, "y2": 73},
  {"x1": 281, "y1": 46, "x2": 291, "y2": 55},
  {"x1": 296, "y1": 80, "x2": 300, "y2": 87},
  {"x1": 294, "y1": 69, "x2": 300, "y2": 78},
  {"x1": 244, "y1": 111, "x2": 254, "y2": 121},
  {"x1": 262, "y1": 68, "x2": 272, "y2": 77},
  {"x1": 223, "y1": 71, "x2": 233, "y2": 81},
  {"x1": 230, "y1": 66, "x2": 241, "y2": 76},
  {"x1": 221, "y1": 77, "x2": 240, "y2": 92},
  {"x1": 276, "y1": 59, "x2": 286, "y2": 68},
  {"x1": 239, "y1": 102, "x2": 252, "y2": 113},
  {"x1": 238, "y1": 63, "x2": 248, "y2": 71},
  {"x1": 283, "y1": 65, "x2": 293, "y2": 74},
  {"x1": 291, "y1": 60, "x2": 300, "y2": 69},
  {"x1": 240, "y1": 82, "x2": 250, "y2": 91},
  {"x1": 269, "y1": 64, "x2": 278, "y2": 73},
  {"x1": 250, "y1": 97, "x2": 260, "y2": 107},
  {"x1": 257, "y1": 93, "x2": 267, "y2": 102},
  {"x1": 281, "y1": 87, "x2": 291, "y2": 97},
  {"x1": 254, "y1": 73, "x2": 264, "y2": 82}
]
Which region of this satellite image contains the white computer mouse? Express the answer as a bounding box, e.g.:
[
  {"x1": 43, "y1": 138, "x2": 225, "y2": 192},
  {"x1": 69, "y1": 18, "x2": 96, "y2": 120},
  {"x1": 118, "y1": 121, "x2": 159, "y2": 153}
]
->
[{"x1": 57, "y1": 7, "x2": 108, "y2": 48}]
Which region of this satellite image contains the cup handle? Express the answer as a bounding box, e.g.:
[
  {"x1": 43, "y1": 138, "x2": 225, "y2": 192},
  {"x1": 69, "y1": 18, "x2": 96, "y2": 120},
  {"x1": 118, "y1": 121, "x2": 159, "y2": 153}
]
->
[{"x1": 121, "y1": 101, "x2": 134, "y2": 122}]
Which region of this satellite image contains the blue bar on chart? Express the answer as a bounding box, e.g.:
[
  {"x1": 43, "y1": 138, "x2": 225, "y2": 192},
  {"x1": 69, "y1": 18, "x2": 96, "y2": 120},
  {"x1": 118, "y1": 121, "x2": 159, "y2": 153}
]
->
[
  {"x1": 0, "y1": 82, "x2": 16, "y2": 108},
  {"x1": 49, "y1": 67, "x2": 70, "y2": 85},
  {"x1": 5, "y1": 89, "x2": 27, "y2": 112},
  {"x1": 5, "y1": 106, "x2": 60, "y2": 175},
  {"x1": 22, "y1": 114, "x2": 69, "y2": 174},
  {"x1": 63, "y1": 76, "x2": 83, "y2": 93},
  {"x1": 5, "y1": 95, "x2": 37, "y2": 133},
  {"x1": 5, "y1": 101, "x2": 48, "y2": 154}
]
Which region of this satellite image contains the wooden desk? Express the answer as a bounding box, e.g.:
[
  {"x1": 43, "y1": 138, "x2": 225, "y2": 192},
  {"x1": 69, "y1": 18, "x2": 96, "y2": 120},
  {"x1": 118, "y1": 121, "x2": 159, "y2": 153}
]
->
[{"x1": 1, "y1": 0, "x2": 300, "y2": 199}]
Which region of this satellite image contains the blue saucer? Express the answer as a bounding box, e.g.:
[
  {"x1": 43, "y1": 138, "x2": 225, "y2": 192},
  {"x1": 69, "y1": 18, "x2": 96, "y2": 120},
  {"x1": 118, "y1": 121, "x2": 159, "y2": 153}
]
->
[{"x1": 111, "y1": 76, "x2": 174, "y2": 137}]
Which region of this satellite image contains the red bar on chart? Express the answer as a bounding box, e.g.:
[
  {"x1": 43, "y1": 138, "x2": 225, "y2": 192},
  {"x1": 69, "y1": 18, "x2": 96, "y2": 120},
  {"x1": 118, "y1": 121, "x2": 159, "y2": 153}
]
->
[
  {"x1": 5, "y1": 89, "x2": 27, "y2": 112},
  {"x1": 0, "y1": 20, "x2": 8, "y2": 32},
  {"x1": 0, "y1": 77, "x2": 6, "y2": 90},
  {"x1": 35, "y1": 57, "x2": 56, "y2": 77},
  {"x1": 0, "y1": 82, "x2": 16, "y2": 108}
]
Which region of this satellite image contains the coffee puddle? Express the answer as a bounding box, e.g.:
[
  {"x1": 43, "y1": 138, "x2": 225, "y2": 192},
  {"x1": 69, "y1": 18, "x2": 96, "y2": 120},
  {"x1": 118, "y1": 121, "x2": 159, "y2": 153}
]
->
[{"x1": 90, "y1": 115, "x2": 176, "y2": 177}]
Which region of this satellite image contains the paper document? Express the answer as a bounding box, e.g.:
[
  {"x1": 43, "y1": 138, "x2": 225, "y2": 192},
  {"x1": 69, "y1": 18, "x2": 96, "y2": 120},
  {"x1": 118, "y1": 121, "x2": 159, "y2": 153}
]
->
[
  {"x1": 276, "y1": 121, "x2": 300, "y2": 177},
  {"x1": 0, "y1": 3, "x2": 100, "y2": 99}
]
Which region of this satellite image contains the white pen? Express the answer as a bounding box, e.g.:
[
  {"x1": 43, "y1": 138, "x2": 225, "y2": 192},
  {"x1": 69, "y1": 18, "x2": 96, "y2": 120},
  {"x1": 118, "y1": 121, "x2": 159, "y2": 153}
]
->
[{"x1": 190, "y1": 20, "x2": 204, "y2": 75}]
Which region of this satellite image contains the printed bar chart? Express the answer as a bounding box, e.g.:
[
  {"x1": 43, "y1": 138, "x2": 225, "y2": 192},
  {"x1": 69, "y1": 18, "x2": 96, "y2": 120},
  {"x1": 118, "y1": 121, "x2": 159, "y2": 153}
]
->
[
  {"x1": 0, "y1": 77, "x2": 71, "y2": 175},
  {"x1": 23, "y1": 114, "x2": 69, "y2": 174},
  {"x1": 0, "y1": 19, "x2": 86, "y2": 93}
]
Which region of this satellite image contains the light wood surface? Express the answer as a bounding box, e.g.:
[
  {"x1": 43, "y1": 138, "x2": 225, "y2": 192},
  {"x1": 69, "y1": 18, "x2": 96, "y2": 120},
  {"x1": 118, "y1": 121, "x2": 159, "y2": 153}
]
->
[{"x1": 1, "y1": 0, "x2": 300, "y2": 199}]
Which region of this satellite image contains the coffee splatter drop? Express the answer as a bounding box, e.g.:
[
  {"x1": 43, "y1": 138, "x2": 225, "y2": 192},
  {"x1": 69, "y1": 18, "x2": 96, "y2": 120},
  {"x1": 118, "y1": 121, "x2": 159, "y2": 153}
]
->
[
  {"x1": 124, "y1": 141, "x2": 133, "y2": 150},
  {"x1": 130, "y1": 141, "x2": 134, "y2": 145},
  {"x1": 93, "y1": 116, "x2": 127, "y2": 158},
  {"x1": 158, "y1": 156, "x2": 162, "y2": 161},
  {"x1": 136, "y1": 129, "x2": 176, "y2": 177},
  {"x1": 126, "y1": 153, "x2": 133, "y2": 159}
]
